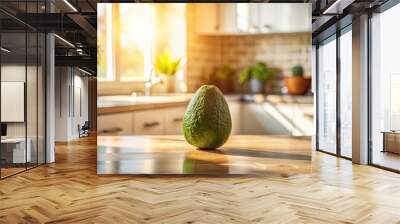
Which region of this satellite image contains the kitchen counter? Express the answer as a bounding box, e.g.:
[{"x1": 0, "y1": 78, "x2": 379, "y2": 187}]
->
[
  {"x1": 97, "y1": 94, "x2": 313, "y2": 115},
  {"x1": 98, "y1": 95, "x2": 192, "y2": 115},
  {"x1": 97, "y1": 94, "x2": 314, "y2": 136},
  {"x1": 97, "y1": 135, "x2": 312, "y2": 175},
  {"x1": 240, "y1": 94, "x2": 313, "y2": 104}
]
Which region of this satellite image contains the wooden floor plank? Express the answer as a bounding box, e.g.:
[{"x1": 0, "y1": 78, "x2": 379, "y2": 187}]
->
[{"x1": 0, "y1": 135, "x2": 399, "y2": 223}]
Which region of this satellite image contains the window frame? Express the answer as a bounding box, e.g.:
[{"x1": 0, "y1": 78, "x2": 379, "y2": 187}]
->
[
  {"x1": 97, "y1": 3, "x2": 154, "y2": 84},
  {"x1": 314, "y1": 16, "x2": 353, "y2": 161}
]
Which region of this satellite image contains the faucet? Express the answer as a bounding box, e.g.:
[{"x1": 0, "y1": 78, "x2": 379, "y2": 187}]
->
[{"x1": 144, "y1": 68, "x2": 163, "y2": 96}]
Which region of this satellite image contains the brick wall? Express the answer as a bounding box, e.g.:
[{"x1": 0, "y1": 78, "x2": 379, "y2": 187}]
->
[
  {"x1": 186, "y1": 5, "x2": 311, "y2": 93},
  {"x1": 186, "y1": 4, "x2": 220, "y2": 92},
  {"x1": 219, "y1": 33, "x2": 311, "y2": 77}
]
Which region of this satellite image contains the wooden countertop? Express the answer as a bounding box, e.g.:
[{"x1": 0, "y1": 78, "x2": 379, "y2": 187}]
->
[
  {"x1": 97, "y1": 95, "x2": 193, "y2": 115},
  {"x1": 98, "y1": 100, "x2": 189, "y2": 114},
  {"x1": 97, "y1": 135, "x2": 312, "y2": 175},
  {"x1": 97, "y1": 94, "x2": 313, "y2": 115}
]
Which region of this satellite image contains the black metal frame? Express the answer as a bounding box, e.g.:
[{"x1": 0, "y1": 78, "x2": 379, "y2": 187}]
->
[
  {"x1": 315, "y1": 18, "x2": 353, "y2": 161},
  {"x1": 0, "y1": 0, "x2": 47, "y2": 180},
  {"x1": 315, "y1": 0, "x2": 400, "y2": 172}
]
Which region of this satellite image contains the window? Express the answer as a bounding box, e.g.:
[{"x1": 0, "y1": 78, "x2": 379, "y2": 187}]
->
[
  {"x1": 317, "y1": 36, "x2": 337, "y2": 154},
  {"x1": 97, "y1": 4, "x2": 155, "y2": 82},
  {"x1": 97, "y1": 4, "x2": 111, "y2": 81},
  {"x1": 339, "y1": 28, "x2": 352, "y2": 158},
  {"x1": 370, "y1": 3, "x2": 400, "y2": 171}
]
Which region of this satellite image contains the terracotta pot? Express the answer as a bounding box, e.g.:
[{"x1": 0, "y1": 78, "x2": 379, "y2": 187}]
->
[{"x1": 284, "y1": 76, "x2": 311, "y2": 95}]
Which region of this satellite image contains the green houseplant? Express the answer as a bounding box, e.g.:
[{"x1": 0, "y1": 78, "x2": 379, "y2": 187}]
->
[
  {"x1": 292, "y1": 64, "x2": 304, "y2": 77},
  {"x1": 238, "y1": 62, "x2": 273, "y2": 93},
  {"x1": 284, "y1": 64, "x2": 311, "y2": 95},
  {"x1": 154, "y1": 50, "x2": 181, "y2": 93}
]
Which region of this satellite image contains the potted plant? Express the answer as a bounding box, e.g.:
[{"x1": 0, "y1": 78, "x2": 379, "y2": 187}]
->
[
  {"x1": 284, "y1": 64, "x2": 311, "y2": 95},
  {"x1": 211, "y1": 65, "x2": 234, "y2": 93},
  {"x1": 238, "y1": 62, "x2": 273, "y2": 94},
  {"x1": 154, "y1": 50, "x2": 181, "y2": 93}
]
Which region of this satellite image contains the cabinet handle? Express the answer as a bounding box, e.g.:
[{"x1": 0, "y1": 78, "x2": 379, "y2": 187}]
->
[
  {"x1": 173, "y1": 118, "x2": 183, "y2": 122},
  {"x1": 144, "y1": 121, "x2": 160, "y2": 128},
  {"x1": 100, "y1": 127, "x2": 123, "y2": 134}
]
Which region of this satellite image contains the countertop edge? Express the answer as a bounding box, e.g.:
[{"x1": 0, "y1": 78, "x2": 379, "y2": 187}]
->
[{"x1": 97, "y1": 94, "x2": 314, "y2": 115}]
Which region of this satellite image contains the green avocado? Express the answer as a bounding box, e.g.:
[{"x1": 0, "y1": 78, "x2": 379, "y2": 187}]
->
[{"x1": 182, "y1": 85, "x2": 232, "y2": 149}]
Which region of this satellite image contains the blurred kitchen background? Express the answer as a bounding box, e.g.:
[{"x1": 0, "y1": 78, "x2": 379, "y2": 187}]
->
[{"x1": 97, "y1": 3, "x2": 314, "y2": 137}]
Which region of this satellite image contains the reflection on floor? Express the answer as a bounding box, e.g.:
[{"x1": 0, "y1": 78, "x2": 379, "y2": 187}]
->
[
  {"x1": 0, "y1": 167, "x2": 25, "y2": 177},
  {"x1": 0, "y1": 162, "x2": 41, "y2": 178},
  {"x1": 98, "y1": 135, "x2": 312, "y2": 175},
  {"x1": 373, "y1": 150, "x2": 400, "y2": 170}
]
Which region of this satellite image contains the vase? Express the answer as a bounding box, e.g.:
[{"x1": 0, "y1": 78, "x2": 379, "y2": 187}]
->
[
  {"x1": 163, "y1": 75, "x2": 175, "y2": 93},
  {"x1": 249, "y1": 78, "x2": 264, "y2": 94}
]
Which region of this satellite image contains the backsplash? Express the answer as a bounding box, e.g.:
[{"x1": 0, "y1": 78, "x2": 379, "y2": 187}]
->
[{"x1": 186, "y1": 4, "x2": 311, "y2": 93}]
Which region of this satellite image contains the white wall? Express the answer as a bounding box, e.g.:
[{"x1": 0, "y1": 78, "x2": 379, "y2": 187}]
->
[
  {"x1": 1, "y1": 65, "x2": 35, "y2": 137},
  {"x1": 55, "y1": 67, "x2": 89, "y2": 141},
  {"x1": 1, "y1": 63, "x2": 46, "y2": 164},
  {"x1": 317, "y1": 38, "x2": 337, "y2": 154}
]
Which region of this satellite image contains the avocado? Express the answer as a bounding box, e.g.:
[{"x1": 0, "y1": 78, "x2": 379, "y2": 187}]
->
[{"x1": 182, "y1": 85, "x2": 232, "y2": 149}]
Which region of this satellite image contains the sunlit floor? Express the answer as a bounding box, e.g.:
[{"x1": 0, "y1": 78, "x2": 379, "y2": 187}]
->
[
  {"x1": 372, "y1": 150, "x2": 400, "y2": 171},
  {"x1": 97, "y1": 135, "x2": 312, "y2": 175}
]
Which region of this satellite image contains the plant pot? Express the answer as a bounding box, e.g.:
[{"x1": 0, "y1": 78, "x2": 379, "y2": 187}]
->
[
  {"x1": 284, "y1": 76, "x2": 311, "y2": 95},
  {"x1": 249, "y1": 78, "x2": 264, "y2": 94},
  {"x1": 162, "y1": 75, "x2": 175, "y2": 93}
]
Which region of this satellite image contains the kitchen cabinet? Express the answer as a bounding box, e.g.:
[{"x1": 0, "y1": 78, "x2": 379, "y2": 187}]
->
[
  {"x1": 228, "y1": 101, "x2": 241, "y2": 134},
  {"x1": 194, "y1": 3, "x2": 236, "y2": 35},
  {"x1": 241, "y1": 103, "x2": 291, "y2": 135},
  {"x1": 97, "y1": 97, "x2": 313, "y2": 137},
  {"x1": 258, "y1": 3, "x2": 311, "y2": 33},
  {"x1": 194, "y1": 3, "x2": 218, "y2": 34},
  {"x1": 241, "y1": 102, "x2": 313, "y2": 136},
  {"x1": 98, "y1": 106, "x2": 187, "y2": 136},
  {"x1": 194, "y1": 3, "x2": 311, "y2": 35},
  {"x1": 133, "y1": 110, "x2": 165, "y2": 135},
  {"x1": 98, "y1": 112, "x2": 133, "y2": 136},
  {"x1": 165, "y1": 107, "x2": 186, "y2": 135}
]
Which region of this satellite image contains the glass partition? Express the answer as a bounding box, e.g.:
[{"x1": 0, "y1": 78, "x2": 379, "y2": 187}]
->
[
  {"x1": 1, "y1": 31, "x2": 28, "y2": 177},
  {"x1": 339, "y1": 27, "x2": 352, "y2": 158},
  {"x1": 317, "y1": 36, "x2": 337, "y2": 154},
  {"x1": 0, "y1": 1, "x2": 46, "y2": 179}
]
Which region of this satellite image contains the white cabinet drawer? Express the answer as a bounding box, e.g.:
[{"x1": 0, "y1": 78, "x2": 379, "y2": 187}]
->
[
  {"x1": 97, "y1": 113, "x2": 133, "y2": 136},
  {"x1": 133, "y1": 110, "x2": 165, "y2": 135},
  {"x1": 165, "y1": 107, "x2": 186, "y2": 135},
  {"x1": 228, "y1": 102, "x2": 241, "y2": 134}
]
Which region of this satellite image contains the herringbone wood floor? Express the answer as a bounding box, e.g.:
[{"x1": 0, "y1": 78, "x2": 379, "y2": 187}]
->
[{"x1": 1, "y1": 135, "x2": 400, "y2": 224}]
